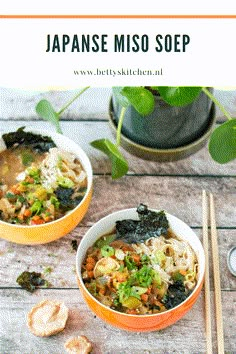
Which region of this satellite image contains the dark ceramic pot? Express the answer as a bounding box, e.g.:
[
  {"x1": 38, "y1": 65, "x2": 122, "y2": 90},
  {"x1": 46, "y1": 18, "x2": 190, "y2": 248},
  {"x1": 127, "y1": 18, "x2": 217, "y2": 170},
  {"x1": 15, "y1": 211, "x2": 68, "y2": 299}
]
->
[{"x1": 109, "y1": 89, "x2": 216, "y2": 161}]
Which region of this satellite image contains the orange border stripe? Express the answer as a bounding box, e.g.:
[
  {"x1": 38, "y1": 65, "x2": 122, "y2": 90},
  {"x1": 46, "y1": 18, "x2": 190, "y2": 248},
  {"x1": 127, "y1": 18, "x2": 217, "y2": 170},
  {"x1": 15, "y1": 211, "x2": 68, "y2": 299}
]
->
[{"x1": 0, "y1": 14, "x2": 236, "y2": 19}]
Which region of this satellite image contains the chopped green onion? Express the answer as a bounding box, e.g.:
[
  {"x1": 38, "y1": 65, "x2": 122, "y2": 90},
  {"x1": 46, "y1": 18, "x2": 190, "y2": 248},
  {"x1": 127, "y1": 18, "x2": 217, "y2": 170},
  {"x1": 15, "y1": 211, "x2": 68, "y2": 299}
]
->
[{"x1": 101, "y1": 245, "x2": 115, "y2": 257}]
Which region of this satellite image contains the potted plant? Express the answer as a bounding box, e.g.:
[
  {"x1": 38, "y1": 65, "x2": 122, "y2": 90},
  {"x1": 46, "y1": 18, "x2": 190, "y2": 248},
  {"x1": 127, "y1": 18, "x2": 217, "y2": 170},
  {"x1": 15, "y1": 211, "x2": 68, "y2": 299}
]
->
[
  {"x1": 108, "y1": 87, "x2": 215, "y2": 161},
  {"x1": 35, "y1": 86, "x2": 236, "y2": 179}
]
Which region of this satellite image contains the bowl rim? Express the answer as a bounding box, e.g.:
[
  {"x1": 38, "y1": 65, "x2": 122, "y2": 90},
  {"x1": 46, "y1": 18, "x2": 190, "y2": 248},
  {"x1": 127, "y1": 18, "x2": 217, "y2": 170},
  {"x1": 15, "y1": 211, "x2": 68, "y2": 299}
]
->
[
  {"x1": 0, "y1": 127, "x2": 93, "y2": 229},
  {"x1": 76, "y1": 207, "x2": 205, "y2": 318}
]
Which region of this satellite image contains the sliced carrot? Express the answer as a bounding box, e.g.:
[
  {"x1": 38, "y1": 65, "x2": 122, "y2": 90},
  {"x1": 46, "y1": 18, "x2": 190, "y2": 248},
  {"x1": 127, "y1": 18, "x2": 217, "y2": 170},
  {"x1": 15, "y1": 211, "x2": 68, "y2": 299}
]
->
[
  {"x1": 10, "y1": 185, "x2": 21, "y2": 195},
  {"x1": 23, "y1": 209, "x2": 32, "y2": 217},
  {"x1": 131, "y1": 253, "x2": 141, "y2": 264},
  {"x1": 85, "y1": 263, "x2": 94, "y2": 271},
  {"x1": 126, "y1": 309, "x2": 137, "y2": 315},
  {"x1": 87, "y1": 271, "x2": 94, "y2": 278},
  {"x1": 25, "y1": 176, "x2": 34, "y2": 184},
  {"x1": 141, "y1": 294, "x2": 149, "y2": 302},
  {"x1": 179, "y1": 269, "x2": 187, "y2": 276},
  {"x1": 30, "y1": 217, "x2": 45, "y2": 225},
  {"x1": 32, "y1": 215, "x2": 41, "y2": 221},
  {"x1": 86, "y1": 257, "x2": 96, "y2": 266},
  {"x1": 98, "y1": 288, "x2": 106, "y2": 295}
]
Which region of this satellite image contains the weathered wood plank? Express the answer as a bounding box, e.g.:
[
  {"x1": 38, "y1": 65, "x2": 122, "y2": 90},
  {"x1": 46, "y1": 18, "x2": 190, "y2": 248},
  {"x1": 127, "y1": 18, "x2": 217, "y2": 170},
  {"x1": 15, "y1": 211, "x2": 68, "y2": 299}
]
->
[
  {"x1": 88, "y1": 176, "x2": 236, "y2": 227},
  {"x1": 0, "y1": 121, "x2": 235, "y2": 176},
  {"x1": 0, "y1": 229, "x2": 235, "y2": 290},
  {"x1": 0, "y1": 87, "x2": 235, "y2": 121},
  {"x1": 0, "y1": 87, "x2": 111, "y2": 120},
  {"x1": 0, "y1": 289, "x2": 235, "y2": 354}
]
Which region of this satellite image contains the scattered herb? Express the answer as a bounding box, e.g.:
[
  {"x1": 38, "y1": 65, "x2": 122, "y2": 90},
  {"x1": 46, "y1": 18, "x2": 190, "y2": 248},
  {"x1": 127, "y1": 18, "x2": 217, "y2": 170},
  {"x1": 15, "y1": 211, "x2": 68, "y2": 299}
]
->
[
  {"x1": 140, "y1": 254, "x2": 150, "y2": 265},
  {"x1": 17, "y1": 195, "x2": 26, "y2": 203},
  {"x1": 124, "y1": 255, "x2": 138, "y2": 271},
  {"x1": 5, "y1": 192, "x2": 16, "y2": 200},
  {"x1": 134, "y1": 265, "x2": 154, "y2": 287},
  {"x1": 30, "y1": 200, "x2": 43, "y2": 215},
  {"x1": 118, "y1": 281, "x2": 140, "y2": 303},
  {"x1": 71, "y1": 239, "x2": 78, "y2": 251},
  {"x1": 95, "y1": 234, "x2": 116, "y2": 248},
  {"x1": 16, "y1": 271, "x2": 50, "y2": 293},
  {"x1": 27, "y1": 167, "x2": 41, "y2": 183},
  {"x1": 48, "y1": 253, "x2": 58, "y2": 257},
  {"x1": 117, "y1": 265, "x2": 156, "y2": 303},
  {"x1": 154, "y1": 250, "x2": 166, "y2": 265},
  {"x1": 50, "y1": 196, "x2": 60, "y2": 209},
  {"x1": 21, "y1": 151, "x2": 34, "y2": 166},
  {"x1": 101, "y1": 245, "x2": 115, "y2": 257},
  {"x1": 43, "y1": 266, "x2": 53, "y2": 275},
  {"x1": 115, "y1": 203, "x2": 169, "y2": 244},
  {"x1": 57, "y1": 176, "x2": 74, "y2": 188}
]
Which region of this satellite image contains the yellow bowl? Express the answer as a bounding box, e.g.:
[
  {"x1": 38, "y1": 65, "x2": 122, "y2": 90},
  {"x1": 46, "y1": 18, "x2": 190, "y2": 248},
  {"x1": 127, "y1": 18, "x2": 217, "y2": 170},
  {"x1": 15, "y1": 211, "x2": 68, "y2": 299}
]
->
[
  {"x1": 0, "y1": 128, "x2": 93, "y2": 245},
  {"x1": 76, "y1": 208, "x2": 205, "y2": 332}
]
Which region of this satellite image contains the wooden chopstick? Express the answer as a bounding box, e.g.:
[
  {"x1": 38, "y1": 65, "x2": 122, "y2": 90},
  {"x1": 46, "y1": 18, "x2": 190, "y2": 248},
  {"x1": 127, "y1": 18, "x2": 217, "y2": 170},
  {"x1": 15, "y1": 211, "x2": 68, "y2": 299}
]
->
[
  {"x1": 209, "y1": 193, "x2": 225, "y2": 354},
  {"x1": 202, "y1": 190, "x2": 213, "y2": 354}
]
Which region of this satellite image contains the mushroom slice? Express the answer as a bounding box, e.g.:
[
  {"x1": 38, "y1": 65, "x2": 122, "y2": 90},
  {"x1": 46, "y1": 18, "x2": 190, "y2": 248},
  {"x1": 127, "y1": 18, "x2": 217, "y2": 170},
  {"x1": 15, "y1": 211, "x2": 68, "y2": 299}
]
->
[
  {"x1": 27, "y1": 299, "x2": 69, "y2": 337},
  {"x1": 65, "y1": 335, "x2": 92, "y2": 354},
  {"x1": 93, "y1": 257, "x2": 120, "y2": 278}
]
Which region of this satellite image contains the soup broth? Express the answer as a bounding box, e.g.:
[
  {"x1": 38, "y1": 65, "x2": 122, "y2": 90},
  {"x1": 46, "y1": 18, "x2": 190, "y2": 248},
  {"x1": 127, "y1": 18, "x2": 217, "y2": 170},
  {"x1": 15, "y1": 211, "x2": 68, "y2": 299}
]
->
[{"x1": 0, "y1": 147, "x2": 45, "y2": 187}]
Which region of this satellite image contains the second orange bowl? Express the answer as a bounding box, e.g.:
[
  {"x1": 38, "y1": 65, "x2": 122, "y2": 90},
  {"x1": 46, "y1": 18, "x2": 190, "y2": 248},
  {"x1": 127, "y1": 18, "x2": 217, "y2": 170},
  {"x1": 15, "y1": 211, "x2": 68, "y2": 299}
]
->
[{"x1": 76, "y1": 208, "x2": 205, "y2": 332}]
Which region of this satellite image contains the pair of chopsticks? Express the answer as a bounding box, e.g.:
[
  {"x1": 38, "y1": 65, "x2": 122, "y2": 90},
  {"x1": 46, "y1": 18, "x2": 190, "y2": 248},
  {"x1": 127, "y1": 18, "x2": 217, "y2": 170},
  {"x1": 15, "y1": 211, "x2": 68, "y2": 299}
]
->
[{"x1": 202, "y1": 190, "x2": 225, "y2": 354}]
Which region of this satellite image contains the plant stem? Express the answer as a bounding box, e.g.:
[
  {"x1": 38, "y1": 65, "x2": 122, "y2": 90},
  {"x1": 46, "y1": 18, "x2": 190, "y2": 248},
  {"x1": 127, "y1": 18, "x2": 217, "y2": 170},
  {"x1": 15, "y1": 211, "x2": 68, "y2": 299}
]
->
[
  {"x1": 56, "y1": 121, "x2": 63, "y2": 134},
  {"x1": 57, "y1": 86, "x2": 90, "y2": 115},
  {"x1": 116, "y1": 106, "x2": 127, "y2": 146},
  {"x1": 202, "y1": 87, "x2": 232, "y2": 121}
]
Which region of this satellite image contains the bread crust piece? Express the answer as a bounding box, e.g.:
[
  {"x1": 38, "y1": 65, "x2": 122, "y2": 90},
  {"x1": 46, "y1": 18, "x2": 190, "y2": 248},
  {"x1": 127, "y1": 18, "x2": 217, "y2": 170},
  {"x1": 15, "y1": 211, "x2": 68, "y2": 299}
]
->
[
  {"x1": 27, "y1": 299, "x2": 69, "y2": 337},
  {"x1": 64, "y1": 335, "x2": 93, "y2": 354}
]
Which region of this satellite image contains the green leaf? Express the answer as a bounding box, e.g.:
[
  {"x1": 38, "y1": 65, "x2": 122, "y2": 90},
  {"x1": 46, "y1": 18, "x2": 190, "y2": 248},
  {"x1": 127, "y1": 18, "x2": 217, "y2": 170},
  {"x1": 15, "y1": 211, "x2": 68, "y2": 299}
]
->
[
  {"x1": 209, "y1": 119, "x2": 236, "y2": 163},
  {"x1": 36, "y1": 99, "x2": 62, "y2": 134},
  {"x1": 157, "y1": 87, "x2": 202, "y2": 106},
  {"x1": 112, "y1": 87, "x2": 130, "y2": 108},
  {"x1": 90, "y1": 138, "x2": 128, "y2": 179},
  {"x1": 121, "y1": 87, "x2": 155, "y2": 116}
]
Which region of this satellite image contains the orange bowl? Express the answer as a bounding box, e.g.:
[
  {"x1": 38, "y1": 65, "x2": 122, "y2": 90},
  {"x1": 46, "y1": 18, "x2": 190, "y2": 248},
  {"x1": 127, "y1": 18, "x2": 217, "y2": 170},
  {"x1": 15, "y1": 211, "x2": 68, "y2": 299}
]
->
[
  {"x1": 0, "y1": 128, "x2": 93, "y2": 245},
  {"x1": 76, "y1": 208, "x2": 205, "y2": 332}
]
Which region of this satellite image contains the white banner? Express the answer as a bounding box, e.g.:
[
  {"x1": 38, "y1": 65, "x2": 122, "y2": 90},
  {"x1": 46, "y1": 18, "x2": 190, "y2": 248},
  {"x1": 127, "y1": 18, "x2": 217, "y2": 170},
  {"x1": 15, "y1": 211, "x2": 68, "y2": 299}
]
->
[{"x1": 0, "y1": 18, "x2": 235, "y2": 89}]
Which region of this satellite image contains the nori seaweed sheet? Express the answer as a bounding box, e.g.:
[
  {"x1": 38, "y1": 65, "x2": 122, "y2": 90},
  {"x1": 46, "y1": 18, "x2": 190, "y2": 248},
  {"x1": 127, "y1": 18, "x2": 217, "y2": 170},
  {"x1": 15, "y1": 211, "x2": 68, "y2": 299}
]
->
[
  {"x1": 115, "y1": 203, "x2": 169, "y2": 244},
  {"x1": 2, "y1": 127, "x2": 56, "y2": 153}
]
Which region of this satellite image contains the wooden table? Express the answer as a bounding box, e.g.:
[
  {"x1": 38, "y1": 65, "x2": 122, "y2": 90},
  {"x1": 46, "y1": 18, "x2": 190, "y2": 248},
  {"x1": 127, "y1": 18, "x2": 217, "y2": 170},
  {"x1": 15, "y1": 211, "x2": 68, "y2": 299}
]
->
[{"x1": 0, "y1": 88, "x2": 235, "y2": 354}]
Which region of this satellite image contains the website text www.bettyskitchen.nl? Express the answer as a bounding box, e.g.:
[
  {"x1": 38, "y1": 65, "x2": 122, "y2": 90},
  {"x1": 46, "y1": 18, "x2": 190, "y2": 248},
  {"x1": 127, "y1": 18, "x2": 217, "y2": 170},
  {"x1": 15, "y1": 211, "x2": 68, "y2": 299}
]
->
[{"x1": 73, "y1": 68, "x2": 163, "y2": 77}]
